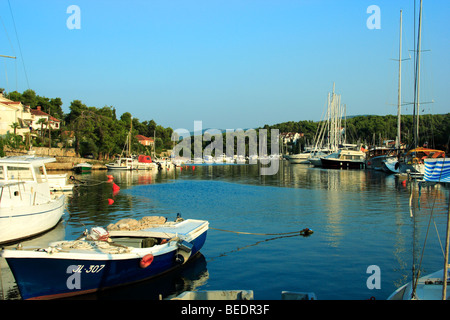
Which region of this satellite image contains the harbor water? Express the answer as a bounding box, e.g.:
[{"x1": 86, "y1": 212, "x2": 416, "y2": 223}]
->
[{"x1": 2, "y1": 161, "x2": 449, "y2": 300}]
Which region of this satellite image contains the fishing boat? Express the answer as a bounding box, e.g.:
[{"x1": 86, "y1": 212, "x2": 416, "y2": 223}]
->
[
  {"x1": 320, "y1": 149, "x2": 366, "y2": 169},
  {"x1": 1, "y1": 217, "x2": 208, "y2": 300},
  {"x1": 0, "y1": 156, "x2": 65, "y2": 244},
  {"x1": 105, "y1": 156, "x2": 136, "y2": 170},
  {"x1": 72, "y1": 162, "x2": 92, "y2": 174}
]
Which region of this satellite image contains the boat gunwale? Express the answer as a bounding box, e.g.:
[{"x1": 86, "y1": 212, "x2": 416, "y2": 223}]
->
[{"x1": 1, "y1": 220, "x2": 208, "y2": 261}]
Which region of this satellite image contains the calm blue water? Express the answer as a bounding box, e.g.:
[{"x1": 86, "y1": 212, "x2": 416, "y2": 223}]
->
[{"x1": 4, "y1": 162, "x2": 450, "y2": 300}]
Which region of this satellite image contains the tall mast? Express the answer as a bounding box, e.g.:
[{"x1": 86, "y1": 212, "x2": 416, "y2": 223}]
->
[
  {"x1": 396, "y1": 10, "x2": 403, "y2": 150},
  {"x1": 414, "y1": 0, "x2": 423, "y2": 148}
]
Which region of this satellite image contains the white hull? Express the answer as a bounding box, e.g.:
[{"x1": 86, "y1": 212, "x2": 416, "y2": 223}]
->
[
  {"x1": 388, "y1": 269, "x2": 450, "y2": 300},
  {"x1": 47, "y1": 173, "x2": 74, "y2": 191},
  {"x1": 287, "y1": 153, "x2": 311, "y2": 164},
  {"x1": 0, "y1": 194, "x2": 65, "y2": 244},
  {"x1": 0, "y1": 156, "x2": 68, "y2": 244}
]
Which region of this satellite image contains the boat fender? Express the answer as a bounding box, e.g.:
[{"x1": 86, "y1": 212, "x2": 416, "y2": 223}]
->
[
  {"x1": 174, "y1": 250, "x2": 191, "y2": 265},
  {"x1": 174, "y1": 241, "x2": 193, "y2": 264},
  {"x1": 140, "y1": 254, "x2": 154, "y2": 268}
]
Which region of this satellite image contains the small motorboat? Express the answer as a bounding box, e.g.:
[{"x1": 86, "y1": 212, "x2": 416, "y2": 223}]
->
[
  {"x1": 0, "y1": 156, "x2": 65, "y2": 244},
  {"x1": 1, "y1": 217, "x2": 208, "y2": 300},
  {"x1": 72, "y1": 162, "x2": 93, "y2": 174}
]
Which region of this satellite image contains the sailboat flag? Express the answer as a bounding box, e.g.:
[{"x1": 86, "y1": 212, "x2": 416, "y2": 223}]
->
[{"x1": 424, "y1": 158, "x2": 450, "y2": 183}]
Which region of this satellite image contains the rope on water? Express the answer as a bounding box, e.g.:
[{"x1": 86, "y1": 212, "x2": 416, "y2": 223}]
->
[{"x1": 209, "y1": 227, "x2": 313, "y2": 236}]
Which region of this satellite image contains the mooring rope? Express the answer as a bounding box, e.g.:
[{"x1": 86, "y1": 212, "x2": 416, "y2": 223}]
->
[{"x1": 209, "y1": 227, "x2": 313, "y2": 236}]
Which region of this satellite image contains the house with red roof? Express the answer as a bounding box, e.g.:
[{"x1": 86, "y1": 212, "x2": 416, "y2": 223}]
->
[
  {"x1": 136, "y1": 135, "x2": 154, "y2": 147},
  {"x1": 30, "y1": 106, "x2": 61, "y2": 131}
]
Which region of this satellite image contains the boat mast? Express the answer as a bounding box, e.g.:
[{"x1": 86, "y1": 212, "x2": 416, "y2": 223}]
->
[
  {"x1": 396, "y1": 10, "x2": 403, "y2": 150},
  {"x1": 442, "y1": 192, "x2": 450, "y2": 300},
  {"x1": 413, "y1": 0, "x2": 423, "y2": 148}
]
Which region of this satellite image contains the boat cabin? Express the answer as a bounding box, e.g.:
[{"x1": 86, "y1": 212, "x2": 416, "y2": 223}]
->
[{"x1": 0, "y1": 156, "x2": 54, "y2": 184}]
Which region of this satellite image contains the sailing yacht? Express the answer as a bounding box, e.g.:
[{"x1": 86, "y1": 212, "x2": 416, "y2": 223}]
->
[
  {"x1": 388, "y1": 2, "x2": 450, "y2": 300},
  {"x1": 383, "y1": 3, "x2": 445, "y2": 176},
  {"x1": 307, "y1": 83, "x2": 344, "y2": 166}
]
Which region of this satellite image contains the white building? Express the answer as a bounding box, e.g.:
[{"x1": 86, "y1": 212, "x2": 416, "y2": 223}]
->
[
  {"x1": 0, "y1": 92, "x2": 60, "y2": 137},
  {"x1": 0, "y1": 92, "x2": 33, "y2": 136},
  {"x1": 30, "y1": 106, "x2": 61, "y2": 131}
]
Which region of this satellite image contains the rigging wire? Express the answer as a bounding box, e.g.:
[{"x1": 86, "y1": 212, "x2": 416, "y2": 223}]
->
[
  {"x1": 411, "y1": 158, "x2": 448, "y2": 297},
  {"x1": 7, "y1": 0, "x2": 29, "y2": 89}
]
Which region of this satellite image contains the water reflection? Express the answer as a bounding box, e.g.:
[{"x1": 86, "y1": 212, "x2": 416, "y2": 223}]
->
[{"x1": 2, "y1": 162, "x2": 449, "y2": 300}]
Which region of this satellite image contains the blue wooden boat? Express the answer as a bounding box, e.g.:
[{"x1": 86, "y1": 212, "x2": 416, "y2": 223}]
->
[{"x1": 1, "y1": 219, "x2": 208, "y2": 300}]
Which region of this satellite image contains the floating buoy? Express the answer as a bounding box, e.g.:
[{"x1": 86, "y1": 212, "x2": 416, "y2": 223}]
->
[
  {"x1": 402, "y1": 180, "x2": 407, "y2": 187},
  {"x1": 139, "y1": 254, "x2": 154, "y2": 268},
  {"x1": 107, "y1": 175, "x2": 114, "y2": 182},
  {"x1": 300, "y1": 228, "x2": 314, "y2": 237},
  {"x1": 112, "y1": 183, "x2": 120, "y2": 192},
  {"x1": 108, "y1": 199, "x2": 114, "y2": 205},
  {"x1": 192, "y1": 166, "x2": 195, "y2": 171}
]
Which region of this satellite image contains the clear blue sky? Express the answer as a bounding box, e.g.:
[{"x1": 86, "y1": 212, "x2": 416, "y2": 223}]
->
[{"x1": 0, "y1": 0, "x2": 448, "y2": 131}]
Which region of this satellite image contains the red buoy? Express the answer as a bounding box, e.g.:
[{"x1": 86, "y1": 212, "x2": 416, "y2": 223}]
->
[
  {"x1": 112, "y1": 183, "x2": 120, "y2": 192},
  {"x1": 139, "y1": 254, "x2": 154, "y2": 268},
  {"x1": 108, "y1": 199, "x2": 114, "y2": 205}
]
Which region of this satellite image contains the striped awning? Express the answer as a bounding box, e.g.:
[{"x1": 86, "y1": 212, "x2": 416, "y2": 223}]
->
[{"x1": 424, "y1": 158, "x2": 450, "y2": 183}]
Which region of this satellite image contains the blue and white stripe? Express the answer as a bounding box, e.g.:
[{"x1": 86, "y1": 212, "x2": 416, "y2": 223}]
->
[{"x1": 424, "y1": 158, "x2": 450, "y2": 183}]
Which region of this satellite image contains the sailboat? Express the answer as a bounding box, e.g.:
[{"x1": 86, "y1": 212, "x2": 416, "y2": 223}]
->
[
  {"x1": 106, "y1": 120, "x2": 156, "y2": 170},
  {"x1": 375, "y1": 10, "x2": 406, "y2": 173},
  {"x1": 383, "y1": 2, "x2": 445, "y2": 176},
  {"x1": 105, "y1": 128, "x2": 136, "y2": 170},
  {"x1": 308, "y1": 83, "x2": 343, "y2": 166},
  {"x1": 387, "y1": 1, "x2": 450, "y2": 300}
]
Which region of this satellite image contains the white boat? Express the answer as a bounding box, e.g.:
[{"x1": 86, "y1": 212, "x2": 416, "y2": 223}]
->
[
  {"x1": 287, "y1": 152, "x2": 311, "y2": 164},
  {"x1": 203, "y1": 155, "x2": 214, "y2": 164},
  {"x1": 388, "y1": 269, "x2": 450, "y2": 300},
  {"x1": 192, "y1": 157, "x2": 204, "y2": 164},
  {"x1": 0, "y1": 156, "x2": 65, "y2": 244},
  {"x1": 248, "y1": 154, "x2": 258, "y2": 163},
  {"x1": 47, "y1": 173, "x2": 75, "y2": 192},
  {"x1": 235, "y1": 155, "x2": 246, "y2": 164},
  {"x1": 106, "y1": 156, "x2": 136, "y2": 170},
  {"x1": 308, "y1": 150, "x2": 333, "y2": 167}
]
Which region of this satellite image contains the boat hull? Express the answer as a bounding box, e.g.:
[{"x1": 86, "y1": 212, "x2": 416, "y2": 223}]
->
[
  {"x1": 0, "y1": 194, "x2": 65, "y2": 244},
  {"x1": 3, "y1": 228, "x2": 207, "y2": 300},
  {"x1": 321, "y1": 158, "x2": 365, "y2": 169},
  {"x1": 287, "y1": 154, "x2": 311, "y2": 164}
]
